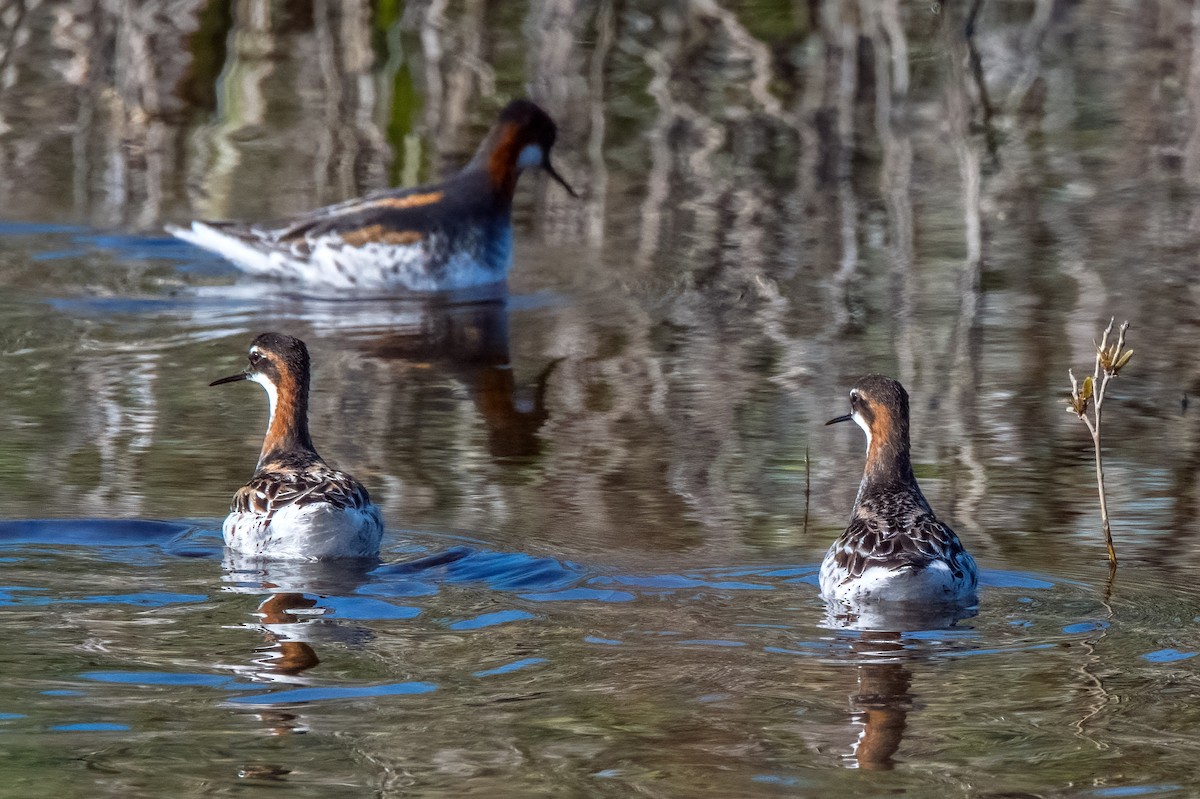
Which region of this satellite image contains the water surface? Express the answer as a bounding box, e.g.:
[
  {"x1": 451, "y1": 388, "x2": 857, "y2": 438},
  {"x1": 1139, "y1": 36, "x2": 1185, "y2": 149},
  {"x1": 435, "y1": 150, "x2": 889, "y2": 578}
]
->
[{"x1": 1, "y1": 1, "x2": 1199, "y2": 796}]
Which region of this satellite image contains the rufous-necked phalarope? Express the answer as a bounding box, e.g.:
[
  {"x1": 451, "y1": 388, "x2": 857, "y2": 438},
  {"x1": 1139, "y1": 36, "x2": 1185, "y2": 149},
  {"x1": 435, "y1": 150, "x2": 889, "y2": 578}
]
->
[
  {"x1": 211, "y1": 333, "x2": 383, "y2": 560},
  {"x1": 821, "y1": 375, "x2": 978, "y2": 606},
  {"x1": 168, "y1": 99, "x2": 576, "y2": 292}
]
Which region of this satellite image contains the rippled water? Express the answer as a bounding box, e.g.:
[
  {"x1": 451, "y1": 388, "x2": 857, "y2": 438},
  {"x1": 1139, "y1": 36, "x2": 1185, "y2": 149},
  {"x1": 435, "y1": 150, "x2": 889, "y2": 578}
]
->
[
  {"x1": 0, "y1": 517, "x2": 1175, "y2": 798},
  {"x1": 2, "y1": 1, "x2": 1200, "y2": 796}
]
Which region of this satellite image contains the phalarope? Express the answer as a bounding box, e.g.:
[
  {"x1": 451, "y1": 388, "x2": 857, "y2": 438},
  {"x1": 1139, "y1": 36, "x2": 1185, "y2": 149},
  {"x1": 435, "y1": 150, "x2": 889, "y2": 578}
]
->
[
  {"x1": 821, "y1": 375, "x2": 978, "y2": 606},
  {"x1": 211, "y1": 333, "x2": 383, "y2": 560},
  {"x1": 168, "y1": 99, "x2": 576, "y2": 293}
]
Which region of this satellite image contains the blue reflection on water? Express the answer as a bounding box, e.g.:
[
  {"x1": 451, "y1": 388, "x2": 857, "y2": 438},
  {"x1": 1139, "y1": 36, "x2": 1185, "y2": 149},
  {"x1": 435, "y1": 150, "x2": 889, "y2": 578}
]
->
[
  {"x1": 355, "y1": 580, "x2": 439, "y2": 598},
  {"x1": 0, "y1": 221, "x2": 86, "y2": 235},
  {"x1": 584, "y1": 636, "x2": 622, "y2": 645},
  {"x1": 0, "y1": 223, "x2": 229, "y2": 273},
  {"x1": 1141, "y1": 649, "x2": 1196, "y2": 663},
  {"x1": 448, "y1": 609, "x2": 535, "y2": 630},
  {"x1": 752, "y1": 774, "x2": 805, "y2": 787},
  {"x1": 943, "y1": 643, "x2": 1057, "y2": 658},
  {"x1": 0, "y1": 518, "x2": 194, "y2": 547},
  {"x1": 764, "y1": 646, "x2": 822, "y2": 657},
  {"x1": 228, "y1": 681, "x2": 437, "y2": 706},
  {"x1": 1063, "y1": 620, "x2": 1110, "y2": 634},
  {"x1": 30, "y1": 250, "x2": 85, "y2": 262},
  {"x1": 0, "y1": 520, "x2": 1065, "y2": 617},
  {"x1": 50, "y1": 722, "x2": 130, "y2": 732},
  {"x1": 979, "y1": 570, "x2": 1061, "y2": 589},
  {"x1": 319, "y1": 596, "x2": 421, "y2": 620},
  {"x1": 520, "y1": 588, "x2": 636, "y2": 603},
  {"x1": 395, "y1": 548, "x2": 583, "y2": 591},
  {"x1": 592, "y1": 574, "x2": 772, "y2": 591},
  {"x1": 81, "y1": 671, "x2": 257, "y2": 690},
  {"x1": 2, "y1": 591, "x2": 207, "y2": 607},
  {"x1": 0, "y1": 515, "x2": 1083, "y2": 720},
  {"x1": 75, "y1": 593, "x2": 208, "y2": 606},
  {"x1": 473, "y1": 658, "x2": 547, "y2": 677},
  {"x1": 1091, "y1": 786, "x2": 1183, "y2": 797}
]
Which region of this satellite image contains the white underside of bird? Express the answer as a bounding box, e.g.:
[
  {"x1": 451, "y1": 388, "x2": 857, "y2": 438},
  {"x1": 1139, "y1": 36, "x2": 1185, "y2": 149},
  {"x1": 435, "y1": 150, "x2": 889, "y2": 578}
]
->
[
  {"x1": 819, "y1": 557, "x2": 977, "y2": 606},
  {"x1": 170, "y1": 221, "x2": 511, "y2": 292},
  {"x1": 223, "y1": 500, "x2": 384, "y2": 561}
]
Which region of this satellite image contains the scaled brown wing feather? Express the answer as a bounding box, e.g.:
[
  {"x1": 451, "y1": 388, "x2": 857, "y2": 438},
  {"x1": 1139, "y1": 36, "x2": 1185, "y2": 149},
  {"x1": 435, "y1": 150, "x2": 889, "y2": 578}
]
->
[
  {"x1": 231, "y1": 469, "x2": 371, "y2": 521},
  {"x1": 833, "y1": 513, "x2": 951, "y2": 582},
  {"x1": 305, "y1": 470, "x2": 372, "y2": 510},
  {"x1": 231, "y1": 475, "x2": 277, "y2": 517}
]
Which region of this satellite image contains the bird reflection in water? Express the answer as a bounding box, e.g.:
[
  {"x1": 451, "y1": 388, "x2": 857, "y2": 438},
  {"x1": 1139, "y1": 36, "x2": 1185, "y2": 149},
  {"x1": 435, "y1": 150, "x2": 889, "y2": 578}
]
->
[
  {"x1": 253, "y1": 592, "x2": 322, "y2": 680},
  {"x1": 199, "y1": 286, "x2": 561, "y2": 460},
  {"x1": 826, "y1": 603, "x2": 976, "y2": 770},
  {"x1": 844, "y1": 632, "x2": 912, "y2": 771},
  {"x1": 357, "y1": 298, "x2": 559, "y2": 460},
  {"x1": 222, "y1": 555, "x2": 378, "y2": 736}
]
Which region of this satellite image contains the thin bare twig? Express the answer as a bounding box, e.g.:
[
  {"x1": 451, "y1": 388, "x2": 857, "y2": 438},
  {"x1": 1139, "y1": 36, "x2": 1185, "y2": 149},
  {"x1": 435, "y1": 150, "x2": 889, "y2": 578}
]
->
[
  {"x1": 803, "y1": 445, "x2": 811, "y2": 537},
  {"x1": 1067, "y1": 318, "x2": 1133, "y2": 565}
]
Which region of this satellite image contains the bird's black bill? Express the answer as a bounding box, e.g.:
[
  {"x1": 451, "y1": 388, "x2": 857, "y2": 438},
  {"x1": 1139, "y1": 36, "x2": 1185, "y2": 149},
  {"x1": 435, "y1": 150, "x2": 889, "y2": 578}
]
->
[
  {"x1": 210, "y1": 372, "x2": 249, "y2": 387},
  {"x1": 543, "y1": 158, "x2": 578, "y2": 198},
  {"x1": 825, "y1": 413, "x2": 853, "y2": 426}
]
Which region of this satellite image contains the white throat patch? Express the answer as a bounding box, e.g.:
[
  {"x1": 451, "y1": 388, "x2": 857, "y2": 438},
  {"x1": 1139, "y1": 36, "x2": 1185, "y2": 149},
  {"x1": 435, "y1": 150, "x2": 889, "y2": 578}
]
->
[
  {"x1": 249, "y1": 371, "x2": 278, "y2": 429},
  {"x1": 852, "y1": 410, "x2": 871, "y2": 451}
]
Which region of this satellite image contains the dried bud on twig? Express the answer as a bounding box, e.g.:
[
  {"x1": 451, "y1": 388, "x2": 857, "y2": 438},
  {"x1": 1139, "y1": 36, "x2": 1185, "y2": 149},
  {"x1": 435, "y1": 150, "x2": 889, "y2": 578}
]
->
[{"x1": 1066, "y1": 318, "x2": 1131, "y2": 567}]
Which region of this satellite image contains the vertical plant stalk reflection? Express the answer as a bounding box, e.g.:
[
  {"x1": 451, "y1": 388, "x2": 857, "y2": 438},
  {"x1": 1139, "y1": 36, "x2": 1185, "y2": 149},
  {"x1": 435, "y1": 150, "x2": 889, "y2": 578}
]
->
[
  {"x1": 941, "y1": 0, "x2": 989, "y2": 538},
  {"x1": 1072, "y1": 591, "x2": 1117, "y2": 748}
]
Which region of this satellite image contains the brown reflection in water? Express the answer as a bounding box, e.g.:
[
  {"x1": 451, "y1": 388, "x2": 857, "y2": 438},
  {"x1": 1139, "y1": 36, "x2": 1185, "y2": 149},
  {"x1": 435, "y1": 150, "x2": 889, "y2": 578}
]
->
[
  {"x1": 358, "y1": 301, "x2": 557, "y2": 460},
  {"x1": 255, "y1": 592, "x2": 321, "y2": 677},
  {"x1": 1170, "y1": 396, "x2": 1200, "y2": 548},
  {"x1": 237, "y1": 764, "x2": 293, "y2": 781},
  {"x1": 846, "y1": 633, "x2": 912, "y2": 771},
  {"x1": 223, "y1": 557, "x2": 377, "y2": 738},
  {"x1": 827, "y1": 601, "x2": 978, "y2": 771},
  {"x1": 245, "y1": 591, "x2": 320, "y2": 739}
]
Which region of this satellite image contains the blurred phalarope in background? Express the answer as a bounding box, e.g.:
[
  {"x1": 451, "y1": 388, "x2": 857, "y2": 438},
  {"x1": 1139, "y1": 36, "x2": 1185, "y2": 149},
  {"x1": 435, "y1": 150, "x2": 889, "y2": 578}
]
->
[
  {"x1": 168, "y1": 99, "x2": 576, "y2": 293},
  {"x1": 211, "y1": 333, "x2": 383, "y2": 560},
  {"x1": 820, "y1": 375, "x2": 978, "y2": 607}
]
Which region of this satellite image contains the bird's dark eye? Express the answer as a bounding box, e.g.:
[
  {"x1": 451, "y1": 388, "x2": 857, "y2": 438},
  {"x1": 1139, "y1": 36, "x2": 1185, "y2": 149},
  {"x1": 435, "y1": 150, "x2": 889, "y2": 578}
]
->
[{"x1": 249, "y1": 352, "x2": 263, "y2": 366}]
